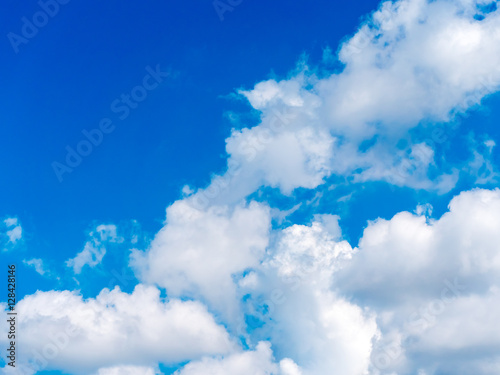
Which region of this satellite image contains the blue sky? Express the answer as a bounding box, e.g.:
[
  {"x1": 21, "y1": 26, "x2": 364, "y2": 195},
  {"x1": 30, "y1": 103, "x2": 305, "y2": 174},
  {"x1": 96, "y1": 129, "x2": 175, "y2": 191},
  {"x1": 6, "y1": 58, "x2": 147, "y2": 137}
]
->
[{"x1": 2, "y1": 0, "x2": 500, "y2": 374}]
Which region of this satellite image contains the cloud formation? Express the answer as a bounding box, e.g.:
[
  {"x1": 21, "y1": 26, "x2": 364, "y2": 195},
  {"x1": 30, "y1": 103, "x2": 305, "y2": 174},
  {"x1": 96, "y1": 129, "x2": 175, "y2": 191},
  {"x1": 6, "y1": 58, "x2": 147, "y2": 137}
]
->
[
  {"x1": 3, "y1": 1, "x2": 500, "y2": 374},
  {"x1": 23, "y1": 258, "x2": 50, "y2": 276},
  {"x1": 131, "y1": 201, "x2": 270, "y2": 323}
]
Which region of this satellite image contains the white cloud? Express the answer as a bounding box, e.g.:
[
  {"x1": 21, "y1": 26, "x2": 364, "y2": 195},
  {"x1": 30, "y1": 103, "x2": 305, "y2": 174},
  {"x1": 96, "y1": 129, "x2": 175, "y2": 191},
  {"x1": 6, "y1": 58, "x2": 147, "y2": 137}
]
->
[
  {"x1": 66, "y1": 224, "x2": 122, "y2": 274},
  {"x1": 0, "y1": 284, "x2": 235, "y2": 374},
  {"x1": 226, "y1": 120, "x2": 334, "y2": 195},
  {"x1": 4, "y1": 217, "x2": 18, "y2": 227},
  {"x1": 279, "y1": 358, "x2": 303, "y2": 375},
  {"x1": 5, "y1": 226, "x2": 22, "y2": 244},
  {"x1": 2, "y1": 217, "x2": 22, "y2": 251},
  {"x1": 335, "y1": 188, "x2": 500, "y2": 374},
  {"x1": 338, "y1": 188, "x2": 500, "y2": 303},
  {"x1": 131, "y1": 200, "x2": 270, "y2": 323},
  {"x1": 245, "y1": 217, "x2": 379, "y2": 375},
  {"x1": 335, "y1": 0, "x2": 500, "y2": 129},
  {"x1": 23, "y1": 258, "x2": 49, "y2": 276}
]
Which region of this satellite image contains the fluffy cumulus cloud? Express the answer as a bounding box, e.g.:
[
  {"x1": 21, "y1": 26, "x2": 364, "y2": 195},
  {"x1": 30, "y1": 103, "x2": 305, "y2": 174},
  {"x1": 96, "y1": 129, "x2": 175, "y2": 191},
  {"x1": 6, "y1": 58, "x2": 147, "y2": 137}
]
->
[
  {"x1": 336, "y1": 188, "x2": 500, "y2": 374},
  {"x1": 334, "y1": 0, "x2": 500, "y2": 129},
  {"x1": 0, "y1": 285, "x2": 234, "y2": 374},
  {"x1": 227, "y1": 81, "x2": 334, "y2": 196},
  {"x1": 66, "y1": 224, "x2": 122, "y2": 274},
  {"x1": 131, "y1": 200, "x2": 271, "y2": 322},
  {"x1": 239, "y1": 216, "x2": 379, "y2": 375}
]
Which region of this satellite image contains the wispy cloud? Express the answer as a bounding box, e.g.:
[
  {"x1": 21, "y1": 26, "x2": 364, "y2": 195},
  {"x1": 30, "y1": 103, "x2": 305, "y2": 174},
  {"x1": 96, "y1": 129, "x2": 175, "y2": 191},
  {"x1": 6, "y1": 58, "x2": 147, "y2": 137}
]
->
[
  {"x1": 66, "y1": 224, "x2": 123, "y2": 274},
  {"x1": 2, "y1": 217, "x2": 23, "y2": 251}
]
